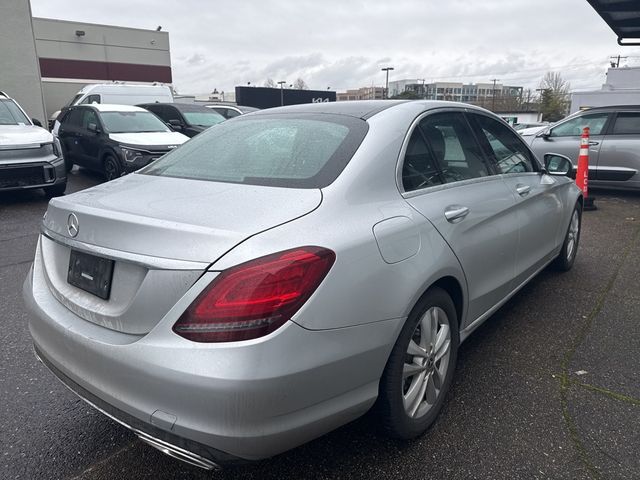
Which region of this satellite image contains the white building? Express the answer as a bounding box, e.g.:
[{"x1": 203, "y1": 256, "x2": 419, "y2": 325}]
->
[{"x1": 570, "y1": 67, "x2": 640, "y2": 113}]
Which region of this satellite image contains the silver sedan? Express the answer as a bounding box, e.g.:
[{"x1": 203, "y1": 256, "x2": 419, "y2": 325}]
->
[{"x1": 24, "y1": 100, "x2": 582, "y2": 470}]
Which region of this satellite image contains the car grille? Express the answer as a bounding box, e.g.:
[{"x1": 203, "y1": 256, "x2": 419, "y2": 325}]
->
[{"x1": 0, "y1": 164, "x2": 45, "y2": 188}]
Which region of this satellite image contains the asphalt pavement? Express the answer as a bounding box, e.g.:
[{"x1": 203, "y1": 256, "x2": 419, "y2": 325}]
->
[{"x1": 1, "y1": 170, "x2": 639, "y2": 480}]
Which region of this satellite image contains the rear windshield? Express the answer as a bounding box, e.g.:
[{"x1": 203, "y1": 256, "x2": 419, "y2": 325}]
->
[
  {"x1": 0, "y1": 99, "x2": 30, "y2": 125},
  {"x1": 182, "y1": 110, "x2": 225, "y2": 127},
  {"x1": 101, "y1": 111, "x2": 170, "y2": 133},
  {"x1": 141, "y1": 113, "x2": 368, "y2": 188}
]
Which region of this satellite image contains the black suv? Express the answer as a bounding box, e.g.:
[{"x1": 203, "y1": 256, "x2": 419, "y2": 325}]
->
[
  {"x1": 56, "y1": 105, "x2": 188, "y2": 180},
  {"x1": 138, "y1": 103, "x2": 225, "y2": 137}
]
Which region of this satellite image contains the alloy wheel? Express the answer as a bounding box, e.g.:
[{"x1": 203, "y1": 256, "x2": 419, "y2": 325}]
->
[
  {"x1": 566, "y1": 209, "x2": 580, "y2": 261},
  {"x1": 402, "y1": 306, "x2": 451, "y2": 419}
]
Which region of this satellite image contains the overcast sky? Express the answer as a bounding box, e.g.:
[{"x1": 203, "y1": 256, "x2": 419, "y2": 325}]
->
[{"x1": 31, "y1": 0, "x2": 640, "y2": 95}]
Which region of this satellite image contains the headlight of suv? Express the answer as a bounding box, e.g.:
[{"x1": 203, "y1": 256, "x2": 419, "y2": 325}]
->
[
  {"x1": 120, "y1": 146, "x2": 145, "y2": 163},
  {"x1": 41, "y1": 140, "x2": 62, "y2": 157}
]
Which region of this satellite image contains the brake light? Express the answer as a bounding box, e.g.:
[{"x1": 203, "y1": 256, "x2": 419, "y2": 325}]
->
[{"x1": 173, "y1": 247, "x2": 336, "y2": 342}]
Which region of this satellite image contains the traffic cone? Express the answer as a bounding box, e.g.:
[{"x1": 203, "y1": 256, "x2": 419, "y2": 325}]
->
[{"x1": 575, "y1": 126, "x2": 597, "y2": 211}]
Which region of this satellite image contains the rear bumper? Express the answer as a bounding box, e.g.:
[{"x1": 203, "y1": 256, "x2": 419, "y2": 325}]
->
[
  {"x1": 33, "y1": 344, "x2": 230, "y2": 470},
  {"x1": 23, "y1": 243, "x2": 402, "y2": 463}
]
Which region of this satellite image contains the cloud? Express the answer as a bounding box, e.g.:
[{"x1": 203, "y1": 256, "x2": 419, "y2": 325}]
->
[{"x1": 30, "y1": 0, "x2": 640, "y2": 95}]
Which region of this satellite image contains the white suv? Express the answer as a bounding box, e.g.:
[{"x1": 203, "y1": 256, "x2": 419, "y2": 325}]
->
[{"x1": 0, "y1": 92, "x2": 66, "y2": 196}]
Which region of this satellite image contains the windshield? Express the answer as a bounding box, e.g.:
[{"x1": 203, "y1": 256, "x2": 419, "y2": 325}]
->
[
  {"x1": 141, "y1": 113, "x2": 368, "y2": 188},
  {"x1": 67, "y1": 93, "x2": 83, "y2": 107},
  {"x1": 183, "y1": 111, "x2": 225, "y2": 127},
  {"x1": 101, "y1": 111, "x2": 170, "y2": 133},
  {"x1": 0, "y1": 99, "x2": 30, "y2": 125}
]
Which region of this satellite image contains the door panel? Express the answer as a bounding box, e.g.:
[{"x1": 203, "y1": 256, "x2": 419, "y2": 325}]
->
[
  {"x1": 400, "y1": 111, "x2": 519, "y2": 326},
  {"x1": 405, "y1": 178, "x2": 519, "y2": 325},
  {"x1": 470, "y1": 113, "x2": 566, "y2": 281},
  {"x1": 529, "y1": 112, "x2": 610, "y2": 179},
  {"x1": 595, "y1": 112, "x2": 640, "y2": 189}
]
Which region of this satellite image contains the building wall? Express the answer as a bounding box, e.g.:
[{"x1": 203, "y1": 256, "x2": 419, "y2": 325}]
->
[
  {"x1": 569, "y1": 67, "x2": 640, "y2": 113},
  {"x1": 33, "y1": 18, "x2": 172, "y2": 118},
  {"x1": 0, "y1": 0, "x2": 46, "y2": 123}
]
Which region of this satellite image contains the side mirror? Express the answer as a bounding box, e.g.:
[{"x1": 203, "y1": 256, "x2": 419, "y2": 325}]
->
[
  {"x1": 537, "y1": 131, "x2": 550, "y2": 140},
  {"x1": 168, "y1": 119, "x2": 183, "y2": 130},
  {"x1": 87, "y1": 122, "x2": 100, "y2": 133},
  {"x1": 544, "y1": 153, "x2": 573, "y2": 177},
  {"x1": 32, "y1": 118, "x2": 43, "y2": 127}
]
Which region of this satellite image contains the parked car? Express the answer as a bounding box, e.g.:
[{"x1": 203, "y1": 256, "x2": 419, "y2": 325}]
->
[
  {"x1": 49, "y1": 83, "x2": 174, "y2": 131},
  {"x1": 513, "y1": 121, "x2": 548, "y2": 131},
  {"x1": 0, "y1": 91, "x2": 66, "y2": 196},
  {"x1": 139, "y1": 103, "x2": 226, "y2": 137},
  {"x1": 528, "y1": 105, "x2": 640, "y2": 190},
  {"x1": 56, "y1": 104, "x2": 188, "y2": 180},
  {"x1": 24, "y1": 100, "x2": 582, "y2": 470},
  {"x1": 203, "y1": 103, "x2": 259, "y2": 119}
]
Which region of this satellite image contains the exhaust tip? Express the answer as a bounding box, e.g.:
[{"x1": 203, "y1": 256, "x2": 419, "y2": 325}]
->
[{"x1": 136, "y1": 431, "x2": 221, "y2": 471}]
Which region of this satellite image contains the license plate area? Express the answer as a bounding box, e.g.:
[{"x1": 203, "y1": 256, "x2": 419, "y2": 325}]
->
[{"x1": 67, "y1": 250, "x2": 114, "y2": 300}]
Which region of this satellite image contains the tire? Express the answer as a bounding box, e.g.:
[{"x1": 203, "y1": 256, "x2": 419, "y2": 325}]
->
[
  {"x1": 44, "y1": 182, "x2": 66, "y2": 198},
  {"x1": 378, "y1": 287, "x2": 459, "y2": 439},
  {"x1": 103, "y1": 154, "x2": 123, "y2": 181},
  {"x1": 552, "y1": 201, "x2": 582, "y2": 272},
  {"x1": 64, "y1": 155, "x2": 73, "y2": 172}
]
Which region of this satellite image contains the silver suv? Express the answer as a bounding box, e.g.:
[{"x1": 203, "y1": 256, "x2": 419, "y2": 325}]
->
[
  {"x1": 0, "y1": 91, "x2": 66, "y2": 196},
  {"x1": 526, "y1": 106, "x2": 640, "y2": 191}
]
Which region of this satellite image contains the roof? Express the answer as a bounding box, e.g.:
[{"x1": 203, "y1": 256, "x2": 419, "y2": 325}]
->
[
  {"x1": 251, "y1": 100, "x2": 493, "y2": 120},
  {"x1": 587, "y1": 0, "x2": 640, "y2": 45},
  {"x1": 254, "y1": 100, "x2": 410, "y2": 119},
  {"x1": 139, "y1": 102, "x2": 215, "y2": 112},
  {"x1": 81, "y1": 104, "x2": 147, "y2": 113}
]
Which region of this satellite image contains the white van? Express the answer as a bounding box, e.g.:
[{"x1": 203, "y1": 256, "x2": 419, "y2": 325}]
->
[{"x1": 50, "y1": 83, "x2": 173, "y2": 130}]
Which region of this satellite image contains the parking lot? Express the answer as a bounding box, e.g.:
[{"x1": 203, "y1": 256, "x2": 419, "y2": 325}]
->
[{"x1": 0, "y1": 169, "x2": 638, "y2": 479}]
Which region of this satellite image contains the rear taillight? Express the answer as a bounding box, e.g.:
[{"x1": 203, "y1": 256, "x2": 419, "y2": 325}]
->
[{"x1": 173, "y1": 247, "x2": 336, "y2": 342}]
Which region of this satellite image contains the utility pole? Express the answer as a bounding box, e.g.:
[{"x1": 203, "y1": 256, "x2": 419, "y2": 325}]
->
[
  {"x1": 610, "y1": 55, "x2": 628, "y2": 68},
  {"x1": 417, "y1": 78, "x2": 426, "y2": 99},
  {"x1": 277, "y1": 81, "x2": 286, "y2": 106},
  {"x1": 491, "y1": 78, "x2": 499, "y2": 111},
  {"x1": 381, "y1": 67, "x2": 394, "y2": 99}
]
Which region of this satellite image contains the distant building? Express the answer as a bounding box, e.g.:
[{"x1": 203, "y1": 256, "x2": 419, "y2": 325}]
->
[
  {"x1": 337, "y1": 86, "x2": 385, "y2": 101},
  {"x1": 570, "y1": 66, "x2": 640, "y2": 113},
  {"x1": 395, "y1": 79, "x2": 523, "y2": 105},
  {"x1": 0, "y1": 0, "x2": 173, "y2": 123}
]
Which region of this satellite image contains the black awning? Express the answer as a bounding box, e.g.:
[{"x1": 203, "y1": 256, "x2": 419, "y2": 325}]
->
[{"x1": 587, "y1": 0, "x2": 640, "y2": 45}]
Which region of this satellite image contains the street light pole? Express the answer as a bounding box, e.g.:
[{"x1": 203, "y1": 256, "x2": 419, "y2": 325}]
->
[
  {"x1": 277, "y1": 81, "x2": 286, "y2": 106},
  {"x1": 491, "y1": 78, "x2": 499, "y2": 111},
  {"x1": 381, "y1": 67, "x2": 394, "y2": 99}
]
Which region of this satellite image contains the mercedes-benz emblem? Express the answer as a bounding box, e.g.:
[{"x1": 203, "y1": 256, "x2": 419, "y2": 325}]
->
[{"x1": 67, "y1": 213, "x2": 79, "y2": 238}]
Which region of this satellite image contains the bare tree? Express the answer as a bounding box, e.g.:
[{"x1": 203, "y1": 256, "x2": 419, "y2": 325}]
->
[
  {"x1": 538, "y1": 72, "x2": 571, "y2": 121},
  {"x1": 264, "y1": 78, "x2": 277, "y2": 88},
  {"x1": 293, "y1": 78, "x2": 308, "y2": 90}
]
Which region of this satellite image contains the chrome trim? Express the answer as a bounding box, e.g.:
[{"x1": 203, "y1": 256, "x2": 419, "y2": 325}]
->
[
  {"x1": 401, "y1": 174, "x2": 502, "y2": 199},
  {"x1": 459, "y1": 256, "x2": 555, "y2": 342},
  {"x1": 40, "y1": 227, "x2": 209, "y2": 271},
  {"x1": 33, "y1": 345, "x2": 220, "y2": 471}
]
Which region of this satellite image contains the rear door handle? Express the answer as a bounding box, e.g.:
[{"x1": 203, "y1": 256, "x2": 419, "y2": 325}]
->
[
  {"x1": 444, "y1": 205, "x2": 470, "y2": 223},
  {"x1": 588, "y1": 141, "x2": 599, "y2": 146},
  {"x1": 515, "y1": 184, "x2": 531, "y2": 196}
]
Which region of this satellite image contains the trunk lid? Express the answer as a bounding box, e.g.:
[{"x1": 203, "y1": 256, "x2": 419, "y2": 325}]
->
[
  {"x1": 39, "y1": 173, "x2": 322, "y2": 335},
  {"x1": 43, "y1": 173, "x2": 322, "y2": 264}
]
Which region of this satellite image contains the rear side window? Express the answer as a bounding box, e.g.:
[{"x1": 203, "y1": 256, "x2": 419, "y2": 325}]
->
[
  {"x1": 611, "y1": 112, "x2": 640, "y2": 135},
  {"x1": 550, "y1": 113, "x2": 609, "y2": 137},
  {"x1": 472, "y1": 114, "x2": 536, "y2": 174},
  {"x1": 141, "y1": 113, "x2": 368, "y2": 188},
  {"x1": 401, "y1": 129, "x2": 445, "y2": 191}
]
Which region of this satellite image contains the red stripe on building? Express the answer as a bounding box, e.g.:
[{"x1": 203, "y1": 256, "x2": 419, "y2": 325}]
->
[{"x1": 39, "y1": 58, "x2": 172, "y2": 83}]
